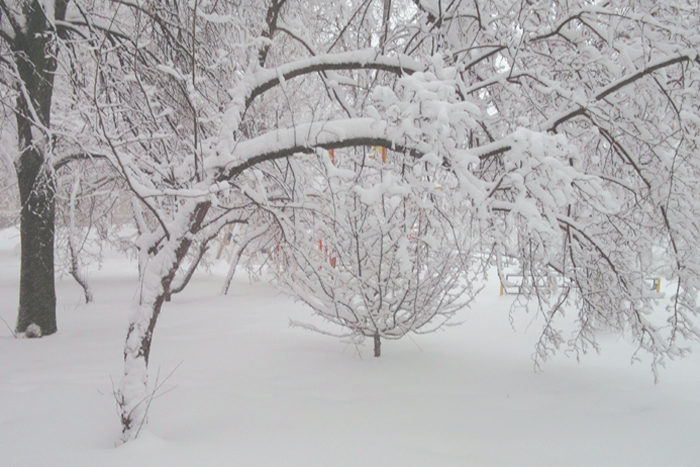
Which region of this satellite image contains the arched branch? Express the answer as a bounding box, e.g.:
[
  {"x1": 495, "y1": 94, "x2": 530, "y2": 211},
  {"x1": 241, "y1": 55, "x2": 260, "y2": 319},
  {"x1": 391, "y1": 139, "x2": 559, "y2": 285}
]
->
[{"x1": 242, "y1": 50, "x2": 423, "y2": 108}]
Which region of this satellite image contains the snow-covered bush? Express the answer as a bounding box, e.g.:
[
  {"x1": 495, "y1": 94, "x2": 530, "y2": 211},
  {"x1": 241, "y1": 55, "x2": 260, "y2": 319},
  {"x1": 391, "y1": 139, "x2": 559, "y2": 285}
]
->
[{"x1": 271, "y1": 148, "x2": 480, "y2": 356}]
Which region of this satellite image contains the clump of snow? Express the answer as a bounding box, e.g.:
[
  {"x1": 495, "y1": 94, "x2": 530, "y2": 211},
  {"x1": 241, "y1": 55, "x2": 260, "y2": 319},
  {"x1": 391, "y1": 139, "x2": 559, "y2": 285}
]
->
[{"x1": 24, "y1": 323, "x2": 41, "y2": 338}]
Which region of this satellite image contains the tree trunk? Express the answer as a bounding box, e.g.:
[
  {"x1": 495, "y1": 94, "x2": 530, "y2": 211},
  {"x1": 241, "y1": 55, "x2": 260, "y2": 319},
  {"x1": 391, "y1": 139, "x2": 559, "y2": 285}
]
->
[
  {"x1": 221, "y1": 227, "x2": 264, "y2": 295},
  {"x1": 119, "y1": 246, "x2": 183, "y2": 441},
  {"x1": 119, "y1": 242, "x2": 178, "y2": 441},
  {"x1": 15, "y1": 154, "x2": 56, "y2": 336},
  {"x1": 118, "y1": 296, "x2": 166, "y2": 441},
  {"x1": 13, "y1": 60, "x2": 57, "y2": 336},
  {"x1": 374, "y1": 333, "x2": 381, "y2": 357},
  {"x1": 118, "y1": 201, "x2": 210, "y2": 441},
  {"x1": 68, "y1": 175, "x2": 93, "y2": 304},
  {"x1": 10, "y1": 0, "x2": 69, "y2": 336},
  {"x1": 221, "y1": 242, "x2": 245, "y2": 295}
]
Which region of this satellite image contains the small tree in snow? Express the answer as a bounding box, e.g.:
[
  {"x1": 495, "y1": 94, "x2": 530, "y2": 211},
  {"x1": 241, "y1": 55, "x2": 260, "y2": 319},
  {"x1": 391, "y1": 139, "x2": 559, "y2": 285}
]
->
[
  {"x1": 271, "y1": 148, "x2": 480, "y2": 356},
  {"x1": 53, "y1": 160, "x2": 128, "y2": 304}
]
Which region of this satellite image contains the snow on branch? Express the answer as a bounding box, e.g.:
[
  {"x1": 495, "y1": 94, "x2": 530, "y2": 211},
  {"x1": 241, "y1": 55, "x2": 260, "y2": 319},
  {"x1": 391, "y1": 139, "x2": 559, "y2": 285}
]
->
[
  {"x1": 214, "y1": 118, "x2": 429, "y2": 181},
  {"x1": 243, "y1": 49, "x2": 423, "y2": 107},
  {"x1": 595, "y1": 53, "x2": 698, "y2": 102},
  {"x1": 218, "y1": 50, "x2": 424, "y2": 155}
]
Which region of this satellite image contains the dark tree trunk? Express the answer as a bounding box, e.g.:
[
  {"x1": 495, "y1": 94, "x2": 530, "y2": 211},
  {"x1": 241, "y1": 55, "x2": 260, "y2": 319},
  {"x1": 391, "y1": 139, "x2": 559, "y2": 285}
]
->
[
  {"x1": 8, "y1": 0, "x2": 68, "y2": 336},
  {"x1": 15, "y1": 151, "x2": 56, "y2": 335},
  {"x1": 374, "y1": 333, "x2": 381, "y2": 357}
]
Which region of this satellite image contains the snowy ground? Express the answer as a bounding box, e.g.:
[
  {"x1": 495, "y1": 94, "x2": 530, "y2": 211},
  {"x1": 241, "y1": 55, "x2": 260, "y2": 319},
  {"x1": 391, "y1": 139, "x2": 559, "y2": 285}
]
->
[{"x1": 1, "y1": 227, "x2": 699, "y2": 467}]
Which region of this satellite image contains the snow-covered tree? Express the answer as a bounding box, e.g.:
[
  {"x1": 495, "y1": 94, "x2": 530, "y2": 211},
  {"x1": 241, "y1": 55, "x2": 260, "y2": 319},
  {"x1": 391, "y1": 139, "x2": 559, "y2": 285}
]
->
[
  {"x1": 52, "y1": 159, "x2": 128, "y2": 304},
  {"x1": 70, "y1": 0, "x2": 700, "y2": 439},
  {"x1": 443, "y1": 0, "x2": 700, "y2": 374}
]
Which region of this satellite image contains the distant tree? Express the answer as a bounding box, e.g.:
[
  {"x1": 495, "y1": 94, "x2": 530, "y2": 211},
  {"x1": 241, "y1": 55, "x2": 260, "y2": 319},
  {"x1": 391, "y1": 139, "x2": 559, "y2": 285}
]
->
[{"x1": 52, "y1": 160, "x2": 127, "y2": 304}]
